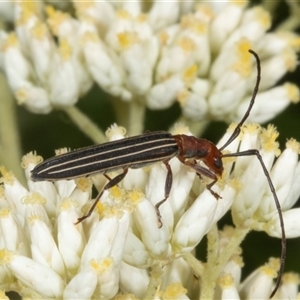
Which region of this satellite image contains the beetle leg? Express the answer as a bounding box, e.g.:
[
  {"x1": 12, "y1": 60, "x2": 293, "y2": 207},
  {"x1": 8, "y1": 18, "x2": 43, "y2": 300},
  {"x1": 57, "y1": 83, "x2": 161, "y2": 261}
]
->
[
  {"x1": 75, "y1": 167, "x2": 129, "y2": 224},
  {"x1": 154, "y1": 160, "x2": 173, "y2": 228}
]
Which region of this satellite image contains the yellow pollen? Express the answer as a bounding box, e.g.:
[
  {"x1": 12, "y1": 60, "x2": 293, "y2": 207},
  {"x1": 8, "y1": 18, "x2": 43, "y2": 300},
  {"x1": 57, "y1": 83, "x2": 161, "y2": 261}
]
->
[
  {"x1": 217, "y1": 273, "x2": 234, "y2": 289},
  {"x1": 16, "y1": 4, "x2": 37, "y2": 26},
  {"x1": 90, "y1": 257, "x2": 114, "y2": 274},
  {"x1": 0, "y1": 249, "x2": 14, "y2": 264},
  {"x1": 182, "y1": 64, "x2": 197, "y2": 86},
  {"x1": 162, "y1": 283, "x2": 187, "y2": 299},
  {"x1": 242, "y1": 123, "x2": 261, "y2": 135},
  {"x1": 19, "y1": 1, "x2": 40, "y2": 14},
  {"x1": 117, "y1": 32, "x2": 138, "y2": 50},
  {"x1": 75, "y1": 178, "x2": 93, "y2": 192},
  {"x1": 59, "y1": 198, "x2": 78, "y2": 212},
  {"x1": 98, "y1": 203, "x2": 124, "y2": 219},
  {"x1": 1, "y1": 33, "x2": 19, "y2": 52},
  {"x1": 58, "y1": 38, "x2": 72, "y2": 61},
  {"x1": 31, "y1": 21, "x2": 48, "y2": 40},
  {"x1": 177, "y1": 36, "x2": 196, "y2": 53},
  {"x1": 27, "y1": 214, "x2": 44, "y2": 225},
  {"x1": 127, "y1": 189, "x2": 144, "y2": 205},
  {"x1": 109, "y1": 185, "x2": 126, "y2": 201},
  {"x1": 266, "y1": 257, "x2": 280, "y2": 272},
  {"x1": 21, "y1": 152, "x2": 43, "y2": 169},
  {"x1": 285, "y1": 83, "x2": 300, "y2": 104},
  {"x1": 46, "y1": 5, "x2": 71, "y2": 36},
  {"x1": 286, "y1": 138, "x2": 300, "y2": 154},
  {"x1": 260, "y1": 124, "x2": 281, "y2": 156},
  {"x1": 116, "y1": 10, "x2": 131, "y2": 19},
  {"x1": 95, "y1": 201, "x2": 106, "y2": 216},
  {"x1": 232, "y1": 38, "x2": 253, "y2": 78},
  {"x1": 253, "y1": 7, "x2": 271, "y2": 30},
  {"x1": 260, "y1": 265, "x2": 278, "y2": 278},
  {"x1": 105, "y1": 124, "x2": 126, "y2": 140},
  {"x1": 283, "y1": 49, "x2": 298, "y2": 72},
  {"x1": 22, "y1": 192, "x2": 47, "y2": 205},
  {"x1": 0, "y1": 166, "x2": 15, "y2": 185},
  {"x1": 0, "y1": 207, "x2": 12, "y2": 219}
]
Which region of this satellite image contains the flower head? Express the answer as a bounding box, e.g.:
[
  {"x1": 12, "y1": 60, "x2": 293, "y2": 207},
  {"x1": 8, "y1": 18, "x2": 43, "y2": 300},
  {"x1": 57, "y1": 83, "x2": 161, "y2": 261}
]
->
[
  {"x1": 0, "y1": 1, "x2": 298, "y2": 123},
  {"x1": 1, "y1": 122, "x2": 300, "y2": 299}
]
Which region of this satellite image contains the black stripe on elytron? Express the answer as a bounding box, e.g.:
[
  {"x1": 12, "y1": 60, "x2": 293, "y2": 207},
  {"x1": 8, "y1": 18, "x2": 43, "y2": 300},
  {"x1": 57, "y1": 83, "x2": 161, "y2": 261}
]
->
[{"x1": 32, "y1": 131, "x2": 179, "y2": 180}]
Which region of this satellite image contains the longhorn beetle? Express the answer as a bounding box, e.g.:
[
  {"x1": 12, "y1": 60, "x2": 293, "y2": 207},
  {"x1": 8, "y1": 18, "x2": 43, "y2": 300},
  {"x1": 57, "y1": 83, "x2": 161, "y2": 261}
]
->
[{"x1": 31, "y1": 50, "x2": 285, "y2": 298}]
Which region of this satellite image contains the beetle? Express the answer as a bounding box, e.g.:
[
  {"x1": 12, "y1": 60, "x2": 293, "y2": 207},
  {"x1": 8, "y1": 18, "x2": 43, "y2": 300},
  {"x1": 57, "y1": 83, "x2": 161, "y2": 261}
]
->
[{"x1": 31, "y1": 50, "x2": 285, "y2": 297}]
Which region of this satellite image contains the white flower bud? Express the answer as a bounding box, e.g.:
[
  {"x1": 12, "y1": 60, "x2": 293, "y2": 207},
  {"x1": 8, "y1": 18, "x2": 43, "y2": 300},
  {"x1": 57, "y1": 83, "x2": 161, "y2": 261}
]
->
[
  {"x1": 119, "y1": 261, "x2": 149, "y2": 298},
  {"x1": 63, "y1": 266, "x2": 97, "y2": 299},
  {"x1": 123, "y1": 231, "x2": 152, "y2": 268},
  {"x1": 239, "y1": 261, "x2": 277, "y2": 299},
  {"x1": 172, "y1": 190, "x2": 218, "y2": 252},
  {"x1": 131, "y1": 190, "x2": 170, "y2": 259},
  {"x1": 0, "y1": 249, "x2": 64, "y2": 298},
  {"x1": 149, "y1": 2, "x2": 180, "y2": 31},
  {"x1": 218, "y1": 273, "x2": 240, "y2": 300},
  {"x1": 28, "y1": 216, "x2": 65, "y2": 278}
]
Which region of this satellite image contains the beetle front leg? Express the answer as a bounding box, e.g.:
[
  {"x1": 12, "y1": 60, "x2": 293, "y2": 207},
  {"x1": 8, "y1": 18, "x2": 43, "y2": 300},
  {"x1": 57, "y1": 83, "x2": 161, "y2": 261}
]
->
[
  {"x1": 179, "y1": 156, "x2": 221, "y2": 200},
  {"x1": 154, "y1": 160, "x2": 173, "y2": 228}
]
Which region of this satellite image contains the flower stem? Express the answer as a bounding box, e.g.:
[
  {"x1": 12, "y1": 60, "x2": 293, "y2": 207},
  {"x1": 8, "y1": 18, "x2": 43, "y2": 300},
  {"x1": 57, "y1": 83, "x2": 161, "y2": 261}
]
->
[
  {"x1": 63, "y1": 106, "x2": 106, "y2": 144},
  {"x1": 175, "y1": 115, "x2": 209, "y2": 137},
  {"x1": 128, "y1": 99, "x2": 145, "y2": 136},
  {"x1": 0, "y1": 73, "x2": 25, "y2": 185},
  {"x1": 144, "y1": 264, "x2": 163, "y2": 299},
  {"x1": 182, "y1": 252, "x2": 204, "y2": 278},
  {"x1": 112, "y1": 98, "x2": 145, "y2": 136},
  {"x1": 200, "y1": 226, "x2": 249, "y2": 299}
]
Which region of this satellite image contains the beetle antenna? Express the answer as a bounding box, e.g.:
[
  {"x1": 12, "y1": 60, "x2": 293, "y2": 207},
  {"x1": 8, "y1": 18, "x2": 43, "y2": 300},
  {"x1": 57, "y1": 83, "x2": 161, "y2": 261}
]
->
[
  {"x1": 219, "y1": 49, "x2": 260, "y2": 151},
  {"x1": 220, "y1": 49, "x2": 286, "y2": 298}
]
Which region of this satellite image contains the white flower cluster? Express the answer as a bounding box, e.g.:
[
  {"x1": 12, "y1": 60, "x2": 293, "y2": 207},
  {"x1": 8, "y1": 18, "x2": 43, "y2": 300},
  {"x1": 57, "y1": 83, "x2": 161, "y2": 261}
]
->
[
  {"x1": 0, "y1": 1, "x2": 298, "y2": 123},
  {"x1": 0, "y1": 124, "x2": 300, "y2": 299}
]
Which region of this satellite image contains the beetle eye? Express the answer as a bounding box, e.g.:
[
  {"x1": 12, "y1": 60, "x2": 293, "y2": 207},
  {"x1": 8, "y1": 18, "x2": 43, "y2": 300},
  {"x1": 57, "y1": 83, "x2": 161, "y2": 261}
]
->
[{"x1": 214, "y1": 157, "x2": 222, "y2": 169}]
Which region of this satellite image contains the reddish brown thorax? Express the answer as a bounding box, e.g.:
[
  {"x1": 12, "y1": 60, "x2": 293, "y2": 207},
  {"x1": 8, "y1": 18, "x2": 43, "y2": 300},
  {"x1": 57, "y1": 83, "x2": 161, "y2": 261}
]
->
[{"x1": 173, "y1": 134, "x2": 224, "y2": 176}]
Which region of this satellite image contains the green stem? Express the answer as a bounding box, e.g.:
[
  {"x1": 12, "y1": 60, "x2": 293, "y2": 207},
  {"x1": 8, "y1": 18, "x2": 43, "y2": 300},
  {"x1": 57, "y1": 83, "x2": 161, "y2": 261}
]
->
[
  {"x1": 143, "y1": 264, "x2": 163, "y2": 300},
  {"x1": 112, "y1": 98, "x2": 145, "y2": 136},
  {"x1": 0, "y1": 73, "x2": 25, "y2": 185},
  {"x1": 127, "y1": 99, "x2": 145, "y2": 136},
  {"x1": 63, "y1": 106, "x2": 106, "y2": 144},
  {"x1": 200, "y1": 227, "x2": 249, "y2": 299},
  {"x1": 182, "y1": 252, "x2": 204, "y2": 278}
]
